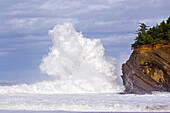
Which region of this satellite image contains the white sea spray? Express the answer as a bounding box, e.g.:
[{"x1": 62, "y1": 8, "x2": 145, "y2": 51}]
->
[{"x1": 0, "y1": 23, "x2": 124, "y2": 94}]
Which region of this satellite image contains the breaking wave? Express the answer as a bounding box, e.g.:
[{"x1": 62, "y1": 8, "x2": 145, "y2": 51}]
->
[{"x1": 0, "y1": 23, "x2": 124, "y2": 94}]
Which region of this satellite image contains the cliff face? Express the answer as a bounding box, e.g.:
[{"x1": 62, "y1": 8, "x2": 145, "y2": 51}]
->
[{"x1": 122, "y1": 43, "x2": 170, "y2": 94}]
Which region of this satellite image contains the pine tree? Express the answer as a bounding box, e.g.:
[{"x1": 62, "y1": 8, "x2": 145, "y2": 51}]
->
[
  {"x1": 131, "y1": 17, "x2": 170, "y2": 49},
  {"x1": 166, "y1": 17, "x2": 170, "y2": 40},
  {"x1": 138, "y1": 23, "x2": 149, "y2": 37},
  {"x1": 159, "y1": 21, "x2": 167, "y2": 40}
]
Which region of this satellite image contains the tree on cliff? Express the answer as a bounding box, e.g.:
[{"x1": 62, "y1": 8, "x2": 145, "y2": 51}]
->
[
  {"x1": 138, "y1": 23, "x2": 149, "y2": 35},
  {"x1": 131, "y1": 17, "x2": 170, "y2": 49},
  {"x1": 131, "y1": 23, "x2": 153, "y2": 49}
]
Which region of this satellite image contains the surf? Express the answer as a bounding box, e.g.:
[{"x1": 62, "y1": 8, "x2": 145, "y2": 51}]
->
[{"x1": 0, "y1": 23, "x2": 124, "y2": 94}]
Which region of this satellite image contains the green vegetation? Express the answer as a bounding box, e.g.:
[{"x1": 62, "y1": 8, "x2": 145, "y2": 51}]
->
[{"x1": 131, "y1": 17, "x2": 170, "y2": 49}]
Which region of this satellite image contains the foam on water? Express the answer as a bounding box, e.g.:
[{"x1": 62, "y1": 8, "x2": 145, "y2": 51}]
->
[
  {"x1": 0, "y1": 23, "x2": 124, "y2": 94},
  {"x1": 0, "y1": 93, "x2": 170, "y2": 112}
]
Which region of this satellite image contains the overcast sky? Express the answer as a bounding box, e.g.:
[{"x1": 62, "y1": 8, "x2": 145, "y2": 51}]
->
[{"x1": 0, "y1": 0, "x2": 169, "y2": 83}]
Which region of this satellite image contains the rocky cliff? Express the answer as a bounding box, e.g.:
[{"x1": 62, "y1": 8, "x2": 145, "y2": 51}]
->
[{"x1": 122, "y1": 43, "x2": 170, "y2": 94}]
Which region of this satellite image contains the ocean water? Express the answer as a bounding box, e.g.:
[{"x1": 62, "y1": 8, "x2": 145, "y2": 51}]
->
[
  {"x1": 0, "y1": 93, "x2": 170, "y2": 112},
  {"x1": 0, "y1": 23, "x2": 169, "y2": 112}
]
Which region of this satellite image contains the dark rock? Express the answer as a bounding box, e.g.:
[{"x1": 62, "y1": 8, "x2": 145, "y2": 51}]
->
[{"x1": 122, "y1": 43, "x2": 170, "y2": 94}]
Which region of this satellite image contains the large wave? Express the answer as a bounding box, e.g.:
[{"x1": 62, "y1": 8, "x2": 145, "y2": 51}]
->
[{"x1": 0, "y1": 23, "x2": 124, "y2": 94}]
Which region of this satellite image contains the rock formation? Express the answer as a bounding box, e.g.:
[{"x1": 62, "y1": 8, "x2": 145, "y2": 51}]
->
[{"x1": 122, "y1": 43, "x2": 170, "y2": 94}]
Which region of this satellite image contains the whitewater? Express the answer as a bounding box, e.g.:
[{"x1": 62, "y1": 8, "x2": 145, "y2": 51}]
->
[
  {"x1": 0, "y1": 23, "x2": 170, "y2": 112},
  {"x1": 0, "y1": 23, "x2": 123, "y2": 94}
]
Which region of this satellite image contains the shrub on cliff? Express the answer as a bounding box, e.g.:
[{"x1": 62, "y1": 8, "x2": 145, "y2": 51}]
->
[{"x1": 131, "y1": 17, "x2": 170, "y2": 49}]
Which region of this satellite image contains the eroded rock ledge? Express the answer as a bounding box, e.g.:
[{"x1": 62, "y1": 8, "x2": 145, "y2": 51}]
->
[{"x1": 122, "y1": 43, "x2": 170, "y2": 94}]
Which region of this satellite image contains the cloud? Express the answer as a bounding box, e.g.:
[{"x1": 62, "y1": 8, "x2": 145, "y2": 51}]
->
[
  {"x1": 100, "y1": 34, "x2": 135, "y2": 46},
  {"x1": 95, "y1": 21, "x2": 119, "y2": 26},
  {"x1": 0, "y1": 52, "x2": 9, "y2": 56},
  {"x1": 138, "y1": 17, "x2": 169, "y2": 26},
  {"x1": 0, "y1": 48, "x2": 16, "y2": 56},
  {"x1": 0, "y1": 0, "x2": 169, "y2": 37}
]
